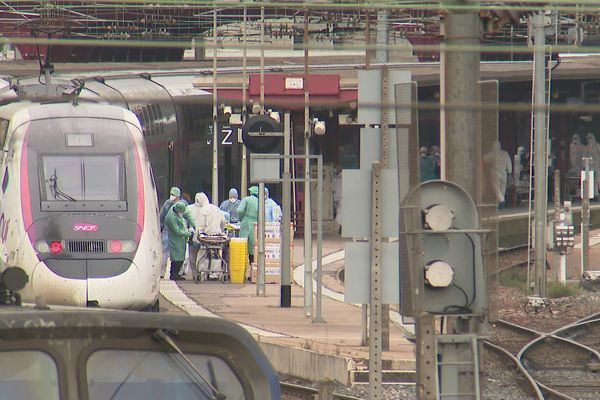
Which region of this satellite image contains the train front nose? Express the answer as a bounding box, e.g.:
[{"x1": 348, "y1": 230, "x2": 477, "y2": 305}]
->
[
  {"x1": 26, "y1": 214, "x2": 143, "y2": 307},
  {"x1": 30, "y1": 260, "x2": 88, "y2": 307},
  {"x1": 30, "y1": 258, "x2": 142, "y2": 308}
]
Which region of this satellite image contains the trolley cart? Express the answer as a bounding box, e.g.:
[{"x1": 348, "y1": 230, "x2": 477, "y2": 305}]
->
[{"x1": 193, "y1": 234, "x2": 230, "y2": 283}]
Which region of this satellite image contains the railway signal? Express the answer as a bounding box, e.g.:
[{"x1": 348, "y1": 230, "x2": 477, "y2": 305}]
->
[{"x1": 401, "y1": 180, "x2": 487, "y2": 316}]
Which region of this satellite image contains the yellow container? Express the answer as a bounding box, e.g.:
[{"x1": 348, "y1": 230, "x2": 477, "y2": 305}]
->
[{"x1": 229, "y1": 238, "x2": 248, "y2": 283}]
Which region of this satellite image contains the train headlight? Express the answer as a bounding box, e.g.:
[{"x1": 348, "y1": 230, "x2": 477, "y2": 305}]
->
[
  {"x1": 35, "y1": 241, "x2": 50, "y2": 253},
  {"x1": 108, "y1": 240, "x2": 136, "y2": 253},
  {"x1": 49, "y1": 241, "x2": 63, "y2": 254}
]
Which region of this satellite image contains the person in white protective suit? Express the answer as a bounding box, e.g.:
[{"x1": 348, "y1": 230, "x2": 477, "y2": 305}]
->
[
  {"x1": 585, "y1": 132, "x2": 600, "y2": 197},
  {"x1": 186, "y1": 192, "x2": 227, "y2": 274},
  {"x1": 570, "y1": 134, "x2": 584, "y2": 173},
  {"x1": 513, "y1": 146, "x2": 527, "y2": 186},
  {"x1": 264, "y1": 187, "x2": 282, "y2": 223},
  {"x1": 485, "y1": 141, "x2": 513, "y2": 208}
]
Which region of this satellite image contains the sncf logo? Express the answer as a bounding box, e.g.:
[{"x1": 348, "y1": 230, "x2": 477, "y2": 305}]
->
[{"x1": 73, "y1": 223, "x2": 98, "y2": 232}]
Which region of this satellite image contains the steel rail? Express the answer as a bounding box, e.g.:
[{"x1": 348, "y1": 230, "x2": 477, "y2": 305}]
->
[
  {"x1": 280, "y1": 381, "x2": 364, "y2": 400},
  {"x1": 516, "y1": 312, "x2": 600, "y2": 399},
  {"x1": 481, "y1": 340, "x2": 544, "y2": 400}
]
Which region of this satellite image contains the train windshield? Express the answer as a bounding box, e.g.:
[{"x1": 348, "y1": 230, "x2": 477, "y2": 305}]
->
[
  {"x1": 0, "y1": 351, "x2": 59, "y2": 400},
  {"x1": 40, "y1": 155, "x2": 124, "y2": 201},
  {"x1": 86, "y1": 350, "x2": 244, "y2": 400}
]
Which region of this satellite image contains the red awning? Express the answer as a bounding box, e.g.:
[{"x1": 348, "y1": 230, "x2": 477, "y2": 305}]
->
[{"x1": 208, "y1": 73, "x2": 357, "y2": 109}]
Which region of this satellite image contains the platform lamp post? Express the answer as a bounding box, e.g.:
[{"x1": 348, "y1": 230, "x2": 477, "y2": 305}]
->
[
  {"x1": 303, "y1": 8, "x2": 313, "y2": 318},
  {"x1": 211, "y1": 7, "x2": 219, "y2": 205},
  {"x1": 281, "y1": 112, "x2": 292, "y2": 308},
  {"x1": 240, "y1": 5, "x2": 248, "y2": 197}
]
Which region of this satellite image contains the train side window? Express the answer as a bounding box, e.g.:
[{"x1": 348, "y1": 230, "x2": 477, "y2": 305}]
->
[
  {"x1": 1, "y1": 169, "x2": 7, "y2": 193},
  {"x1": 147, "y1": 105, "x2": 159, "y2": 136},
  {"x1": 138, "y1": 106, "x2": 152, "y2": 136},
  {"x1": 153, "y1": 104, "x2": 164, "y2": 136},
  {"x1": 130, "y1": 106, "x2": 146, "y2": 133},
  {"x1": 0, "y1": 119, "x2": 8, "y2": 148}
]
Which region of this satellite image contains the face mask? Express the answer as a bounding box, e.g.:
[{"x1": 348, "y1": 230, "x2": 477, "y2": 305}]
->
[
  {"x1": 170, "y1": 195, "x2": 176, "y2": 201},
  {"x1": 229, "y1": 198, "x2": 237, "y2": 203}
]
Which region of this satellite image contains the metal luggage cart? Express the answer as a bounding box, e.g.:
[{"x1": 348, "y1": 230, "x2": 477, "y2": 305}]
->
[{"x1": 193, "y1": 234, "x2": 230, "y2": 283}]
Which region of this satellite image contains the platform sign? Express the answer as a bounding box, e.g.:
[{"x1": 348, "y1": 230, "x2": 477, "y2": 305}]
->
[
  {"x1": 581, "y1": 170, "x2": 595, "y2": 199},
  {"x1": 220, "y1": 124, "x2": 240, "y2": 145},
  {"x1": 250, "y1": 156, "x2": 281, "y2": 183}
]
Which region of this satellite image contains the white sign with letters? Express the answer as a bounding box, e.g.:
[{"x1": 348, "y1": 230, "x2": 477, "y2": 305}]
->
[
  {"x1": 285, "y1": 77, "x2": 303, "y2": 90},
  {"x1": 581, "y1": 170, "x2": 595, "y2": 199}
]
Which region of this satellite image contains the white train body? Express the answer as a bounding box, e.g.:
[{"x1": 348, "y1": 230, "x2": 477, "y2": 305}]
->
[{"x1": 0, "y1": 101, "x2": 161, "y2": 309}]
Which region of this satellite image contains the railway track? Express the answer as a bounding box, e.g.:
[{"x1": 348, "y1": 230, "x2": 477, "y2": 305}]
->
[
  {"x1": 489, "y1": 313, "x2": 600, "y2": 399},
  {"x1": 280, "y1": 381, "x2": 363, "y2": 400},
  {"x1": 482, "y1": 340, "x2": 544, "y2": 399}
]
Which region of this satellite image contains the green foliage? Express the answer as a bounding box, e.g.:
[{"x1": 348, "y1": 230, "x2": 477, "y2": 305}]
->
[
  {"x1": 498, "y1": 267, "x2": 528, "y2": 292},
  {"x1": 546, "y1": 281, "x2": 581, "y2": 299}
]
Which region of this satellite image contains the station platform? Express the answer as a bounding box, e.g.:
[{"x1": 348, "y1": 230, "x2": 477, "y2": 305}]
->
[{"x1": 159, "y1": 236, "x2": 416, "y2": 385}]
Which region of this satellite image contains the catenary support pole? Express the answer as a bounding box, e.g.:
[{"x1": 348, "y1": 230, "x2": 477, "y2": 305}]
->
[
  {"x1": 303, "y1": 8, "x2": 313, "y2": 317},
  {"x1": 369, "y1": 161, "x2": 383, "y2": 400},
  {"x1": 212, "y1": 8, "x2": 219, "y2": 205},
  {"x1": 257, "y1": 182, "x2": 266, "y2": 296},
  {"x1": 380, "y1": 67, "x2": 390, "y2": 352},
  {"x1": 365, "y1": 10, "x2": 370, "y2": 69},
  {"x1": 281, "y1": 113, "x2": 292, "y2": 308},
  {"x1": 314, "y1": 155, "x2": 324, "y2": 322},
  {"x1": 260, "y1": 6, "x2": 265, "y2": 115},
  {"x1": 440, "y1": 10, "x2": 479, "y2": 194},
  {"x1": 438, "y1": 3, "x2": 481, "y2": 398},
  {"x1": 240, "y1": 6, "x2": 248, "y2": 197},
  {"x1": 362, "y1": 8, "x2": 371, "y2": 343},
  {"x1": 533, "y1": 12, "x2": 548, "y2": 299},
  {"x1": 440, "y1": 4, "x2": 481, "y2": 336},
  {"x1": 582, "y1": 157, "x2": 591, "y2": 278},
  {"x1": 375, "y1": 10, "x2": 388, "y2": 63}
]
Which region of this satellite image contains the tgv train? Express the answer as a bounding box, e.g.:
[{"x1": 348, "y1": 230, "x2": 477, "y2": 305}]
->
[
  {"x1": 5, "y1": 73, "x2": 241, "y2": 205},
  {"x1": 0, "y1": 100, "x2": 162, "y2": 310}
]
